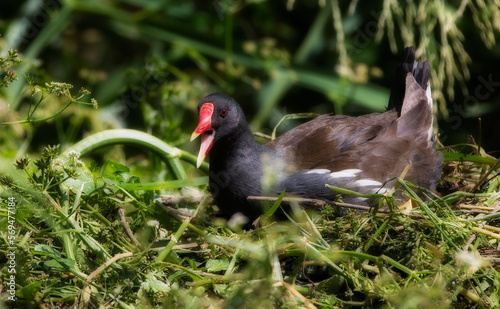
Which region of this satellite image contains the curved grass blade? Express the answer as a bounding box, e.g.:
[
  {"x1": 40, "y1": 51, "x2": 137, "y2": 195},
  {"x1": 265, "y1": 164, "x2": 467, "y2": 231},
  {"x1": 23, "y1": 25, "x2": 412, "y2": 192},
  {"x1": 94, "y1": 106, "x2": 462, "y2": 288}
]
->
[
  {"x1": 62, "y1": 129, "x2": 209, "y2": 179},
  {"x1": 118, "y1": 177, "x2": 208, "y2": 191}
]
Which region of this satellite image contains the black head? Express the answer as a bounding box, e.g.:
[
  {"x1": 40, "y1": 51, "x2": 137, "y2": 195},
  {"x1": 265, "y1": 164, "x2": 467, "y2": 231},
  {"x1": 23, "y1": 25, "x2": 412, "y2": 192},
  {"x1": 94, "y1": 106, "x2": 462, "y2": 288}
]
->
[{"x1": 191, "y1": 93, "x2": 250, "y2": 167}]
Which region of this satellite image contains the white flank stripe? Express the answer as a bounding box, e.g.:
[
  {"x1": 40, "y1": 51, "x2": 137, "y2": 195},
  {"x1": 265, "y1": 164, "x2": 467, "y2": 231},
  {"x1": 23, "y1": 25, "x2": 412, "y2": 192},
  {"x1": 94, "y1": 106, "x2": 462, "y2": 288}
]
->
[
  {"x1": 351, "y1": 197, "x2": 369, "y2": 204},
  {"x1": 352, "y1": 179, "x2": 382, "y2": 187},
  {"x1": 329, "y1": 169, "x2": 362, "y2": 179},
  {"x1": 425, "y1": 81, "x2": 433, "y2": 108},
  {"x1": 375, "y1": 188, "x2": 388, "y2": 194},
  {"x1": 426, "y1": 81, "x2": 434, "y2": 141},
  {"x1": 305, "y1": 169, "x2": 331, "y2": 174}
]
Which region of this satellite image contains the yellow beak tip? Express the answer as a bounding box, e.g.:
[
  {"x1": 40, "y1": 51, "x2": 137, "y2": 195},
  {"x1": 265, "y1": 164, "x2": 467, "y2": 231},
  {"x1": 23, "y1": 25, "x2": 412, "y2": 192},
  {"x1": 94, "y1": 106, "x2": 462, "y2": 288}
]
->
[{"x1": 190, "y1": 132, "x2": 200, "y2": 142}]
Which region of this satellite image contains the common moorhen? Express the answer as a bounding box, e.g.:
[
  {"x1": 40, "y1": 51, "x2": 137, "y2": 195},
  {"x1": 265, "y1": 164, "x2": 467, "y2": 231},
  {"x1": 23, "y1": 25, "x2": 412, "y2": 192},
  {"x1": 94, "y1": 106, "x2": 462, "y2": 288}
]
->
[{"x1": 191, "y1": 47, "x2": 442, "y2": 224}]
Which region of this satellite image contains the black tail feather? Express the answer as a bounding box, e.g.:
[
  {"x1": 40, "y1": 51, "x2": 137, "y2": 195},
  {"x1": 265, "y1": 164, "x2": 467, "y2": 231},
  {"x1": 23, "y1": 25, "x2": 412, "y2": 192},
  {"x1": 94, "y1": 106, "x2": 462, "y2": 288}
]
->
[{"x1": 387, "y1": 46, "x2": 430, "y2": 116}]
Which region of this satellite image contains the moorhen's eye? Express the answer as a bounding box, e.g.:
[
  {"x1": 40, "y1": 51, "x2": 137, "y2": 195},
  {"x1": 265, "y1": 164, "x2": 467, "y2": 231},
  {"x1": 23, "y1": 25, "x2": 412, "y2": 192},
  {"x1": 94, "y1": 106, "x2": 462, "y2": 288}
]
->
[{"x1": 220, "y1": 109, "x2": 228, "y2": 117}]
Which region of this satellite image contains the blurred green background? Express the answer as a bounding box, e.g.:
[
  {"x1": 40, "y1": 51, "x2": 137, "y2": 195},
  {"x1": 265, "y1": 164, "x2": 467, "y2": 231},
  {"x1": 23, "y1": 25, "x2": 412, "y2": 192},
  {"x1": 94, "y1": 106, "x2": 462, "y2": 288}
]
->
[{"x1": 1, "y1": 0, "x2": 499, "y2": 165}]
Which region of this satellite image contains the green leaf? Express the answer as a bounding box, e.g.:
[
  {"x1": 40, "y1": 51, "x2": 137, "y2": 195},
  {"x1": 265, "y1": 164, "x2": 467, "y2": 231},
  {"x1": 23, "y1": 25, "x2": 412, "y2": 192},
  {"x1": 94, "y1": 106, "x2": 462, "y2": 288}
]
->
[
  {"x1": 62, "y1": 172, "x2": 96, "y2": 195},
  {"x1": 33, "y1": 244, "x2": 86, "y2": 279},
  {"x1": 33, "y1": 244, "x2": 62, "y2": 259},
  {"x1": 185, "y1": 257, "x2": 201, "y2": 270},
  {"x1": 104, "y1": 160, "x2": 130, "y2": 173},
  {"x1": 43, "y1": 259, "x2": 76, "y2": 273},
  {"x1": 42, "y1": 286, "x2": 81, "y2": 299},
  {"x1": 213, "y1": 284, "x2": 228, "y2": 295},
  {"x1": 17, "y1": 281, "x2": 42, "y2": 300},
  {"x1": 317, "y1": 275, "x2": 345, "y2": 294},
  {"x1": 206, "y1": 259, "x2": 230, "y2": 273},
  {"x1": 58, "y1": 154, "x2": 96, "y2": 195},
  {"x1": 141, "y1": 273, "x2": 171, "y2": 293}
]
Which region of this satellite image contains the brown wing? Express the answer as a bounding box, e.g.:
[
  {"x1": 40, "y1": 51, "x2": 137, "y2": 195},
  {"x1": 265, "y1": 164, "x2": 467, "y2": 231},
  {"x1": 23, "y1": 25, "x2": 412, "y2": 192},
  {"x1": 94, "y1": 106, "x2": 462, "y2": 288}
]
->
[
  {"x1": 266, "y1": 74, "x2": 441, "y2": 190},
  {"x1": 266, "y1": 110, "x2": 398, "y2": 171}
]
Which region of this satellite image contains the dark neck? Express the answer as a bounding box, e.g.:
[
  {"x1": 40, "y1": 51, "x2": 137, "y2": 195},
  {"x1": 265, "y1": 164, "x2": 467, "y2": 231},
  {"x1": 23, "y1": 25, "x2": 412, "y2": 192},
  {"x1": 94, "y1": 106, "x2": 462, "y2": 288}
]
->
[
  {"x1": 209, "y1": 125, "x2": 264, "y2": 170},
  {"x1": 207, "y1": 124, "x2": 267, "y2": 221}
]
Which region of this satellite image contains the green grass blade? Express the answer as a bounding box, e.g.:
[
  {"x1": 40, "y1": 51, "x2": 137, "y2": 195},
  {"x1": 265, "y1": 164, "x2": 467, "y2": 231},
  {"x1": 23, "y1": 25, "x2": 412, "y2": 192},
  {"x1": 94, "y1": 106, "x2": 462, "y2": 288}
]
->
[
  {"x1": 326, "y1": 184, "x2": 385, "y2": 198},
  {"x1": 262, "y1": 188, "x2": 286, "y2": 218},
  {"x1": 62, "y1": 129, "x2": 208, "y2": 179},
  {"x1": 118, "y1": 177, "x2": 208, "y2": 191},
  {"x1": 442, "y1": 151, "x2": 498, "y2": 165}
]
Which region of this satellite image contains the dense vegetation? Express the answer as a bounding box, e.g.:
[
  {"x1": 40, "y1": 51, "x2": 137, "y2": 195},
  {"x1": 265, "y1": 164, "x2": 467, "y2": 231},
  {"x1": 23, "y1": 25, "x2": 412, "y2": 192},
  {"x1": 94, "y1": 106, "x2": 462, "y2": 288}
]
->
[{"x1": 1, "y1": 1, "x2": 500, "y2": 308}]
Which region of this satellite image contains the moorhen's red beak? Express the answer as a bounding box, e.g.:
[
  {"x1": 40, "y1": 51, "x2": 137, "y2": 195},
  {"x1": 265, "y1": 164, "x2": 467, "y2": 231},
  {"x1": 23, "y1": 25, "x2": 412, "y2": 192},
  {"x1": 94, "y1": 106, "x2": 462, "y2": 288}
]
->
[{"x1": 191, "y1": 102, "x2": 215, "y2": 168}]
